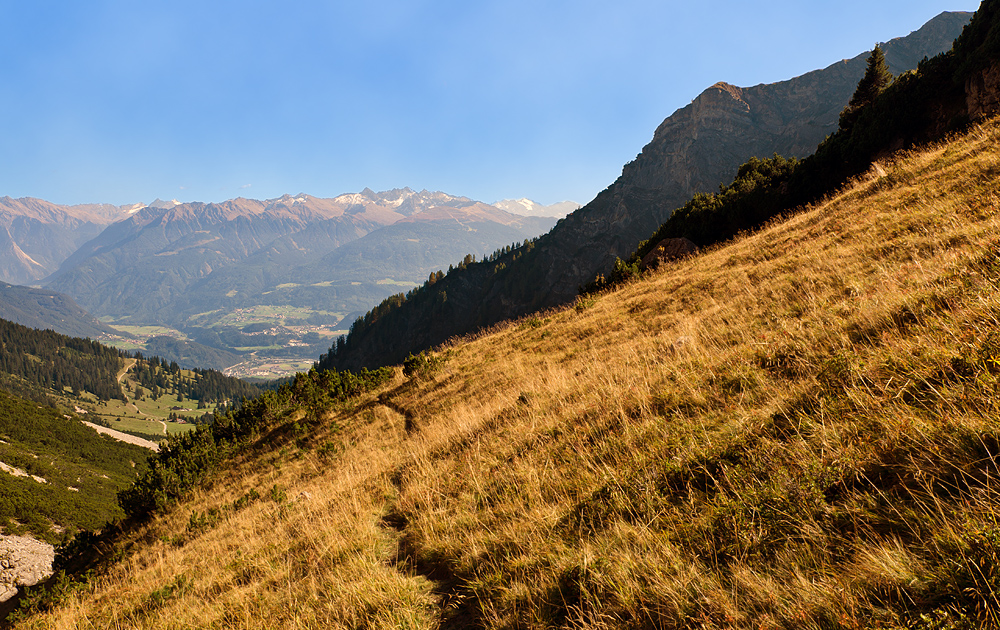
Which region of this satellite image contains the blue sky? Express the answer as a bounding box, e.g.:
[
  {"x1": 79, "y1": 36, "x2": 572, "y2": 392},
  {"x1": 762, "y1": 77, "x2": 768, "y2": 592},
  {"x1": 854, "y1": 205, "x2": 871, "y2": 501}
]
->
[{"x1": 0, "y1": 1, "x2": 982, "y2": 207}]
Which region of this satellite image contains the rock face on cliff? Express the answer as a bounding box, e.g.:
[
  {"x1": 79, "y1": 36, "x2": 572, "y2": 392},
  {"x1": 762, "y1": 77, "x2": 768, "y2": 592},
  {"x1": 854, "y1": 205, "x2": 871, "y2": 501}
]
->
[
  {"x1": 529, "y1": 11, "x2": 971, "y2": 307},
  {"x1": 328, "y1": 12, "x2": 972, "y2": 371}
]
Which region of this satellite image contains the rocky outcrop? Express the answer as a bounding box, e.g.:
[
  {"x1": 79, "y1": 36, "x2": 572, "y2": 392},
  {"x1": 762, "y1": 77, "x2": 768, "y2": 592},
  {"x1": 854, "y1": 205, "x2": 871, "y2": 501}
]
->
[
  {"x1": 966, "y1": 61, "x2": 1000, "y2": 119},
  {"x1": 640, "y1": 238, "x2": 699, "y2": 270},
  {"x1": 485, "y1": 12, "x2": 972, "y2": 312},
  {"x1": 0, "y1": 535, "x2": 54, "y2": 604}
]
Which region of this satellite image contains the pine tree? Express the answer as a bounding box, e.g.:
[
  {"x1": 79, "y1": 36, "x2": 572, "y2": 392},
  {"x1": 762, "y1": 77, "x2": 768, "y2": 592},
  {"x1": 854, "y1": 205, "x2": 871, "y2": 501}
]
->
[{"x1": 839, "y1": 45, "x2": 893, "y2": 131}]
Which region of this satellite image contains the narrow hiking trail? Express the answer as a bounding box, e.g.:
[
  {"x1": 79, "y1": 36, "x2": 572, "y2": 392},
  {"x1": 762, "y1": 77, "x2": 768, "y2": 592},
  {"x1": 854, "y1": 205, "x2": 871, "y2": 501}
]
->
[{"x1": 116, "y1": 358, "x2": 167, "y2": 435}]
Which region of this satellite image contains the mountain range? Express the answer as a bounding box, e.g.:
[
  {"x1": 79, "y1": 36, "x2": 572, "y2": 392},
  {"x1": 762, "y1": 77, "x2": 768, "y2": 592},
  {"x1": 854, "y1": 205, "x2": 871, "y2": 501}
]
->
[
  {"x1": 0, "y1": 189, "x2": 568, "y2": 372},
  {"x1": 323, "y1": 10, "x2": 974, "y2": 371},
  {"x1": 492, "y1": 199, "x2": 580, "y2": 218},
  {"x1": 40, "y1": 188, "x2": 558, "y2": 327},
  {"x1": 0, "y1": 197, "x2": 139, "y2": 285}
]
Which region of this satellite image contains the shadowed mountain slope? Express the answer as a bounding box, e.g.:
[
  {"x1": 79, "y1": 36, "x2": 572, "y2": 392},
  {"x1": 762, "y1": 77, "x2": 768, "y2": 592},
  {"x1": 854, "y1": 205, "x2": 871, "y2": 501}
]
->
[
  {"x1": 0, "y1": 282, "x2": 116, "y2": 339},
  {"x1": 323, "y1": 11, "x2": 972, "y2": 371}
]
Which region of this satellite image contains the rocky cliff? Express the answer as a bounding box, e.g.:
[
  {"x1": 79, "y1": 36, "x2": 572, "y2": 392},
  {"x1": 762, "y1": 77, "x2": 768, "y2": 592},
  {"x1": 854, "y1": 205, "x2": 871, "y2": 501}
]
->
[{"x1": 532, "y1": 11, "x2": 972, "y2": 306}]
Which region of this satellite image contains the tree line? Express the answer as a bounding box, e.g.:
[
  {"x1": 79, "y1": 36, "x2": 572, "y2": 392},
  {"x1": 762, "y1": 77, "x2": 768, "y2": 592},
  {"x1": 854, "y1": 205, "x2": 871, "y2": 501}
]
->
[
  {"x1": 0, "y1": 317, "x2": 259, "y2": 409},
  {"x1": 129, "y1": 353, "x2": 260, "y2": 405}
]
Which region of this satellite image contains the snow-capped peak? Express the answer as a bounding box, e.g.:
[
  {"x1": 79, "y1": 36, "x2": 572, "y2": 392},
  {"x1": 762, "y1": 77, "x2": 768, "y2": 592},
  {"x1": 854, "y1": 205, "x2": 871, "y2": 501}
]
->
[
  {"x1": 148, "y1": 198, "x2": 181, "y2": 209},
  {"x1": 493, "y1": 198, "x2": 580, "y2": 219}
]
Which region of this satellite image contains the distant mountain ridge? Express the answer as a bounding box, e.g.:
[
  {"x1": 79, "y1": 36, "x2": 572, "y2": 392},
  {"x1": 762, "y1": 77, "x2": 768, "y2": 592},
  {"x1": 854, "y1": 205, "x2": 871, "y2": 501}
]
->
[
  {"x1": 0, "y1": 282, "x2": 115, "y2": 339},
  {"x1": 493, "y1": 199, "x2": 580, "y2": 218},
  {"x1": 323, "y1": 10, "x2": 973, "y2": 371},
  {"x1": 0, "y1": 197, "x2": 136, "y2": 285},
  {"x1": 42, "y1": 193, "x2": 406, "y2": 323},
  {"x1": 37, "y1": 189, "x2": 559, "y2": 332}
]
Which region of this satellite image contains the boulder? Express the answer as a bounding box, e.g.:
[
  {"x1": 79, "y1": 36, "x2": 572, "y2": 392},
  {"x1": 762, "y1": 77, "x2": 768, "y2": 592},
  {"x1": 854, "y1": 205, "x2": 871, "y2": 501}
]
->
[{"x1": 0, "y1": 535, "x2": 54, "y2": 603}]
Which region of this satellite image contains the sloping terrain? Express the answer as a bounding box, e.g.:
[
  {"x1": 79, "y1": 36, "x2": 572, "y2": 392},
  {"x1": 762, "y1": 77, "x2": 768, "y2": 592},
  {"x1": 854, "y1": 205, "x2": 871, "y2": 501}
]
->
[
  {"x1": 323, "y1": 11, "x2": 972, "y2": 372},
  {"x1": 0, "y1": 389, "x2": 150, "y2": 543},
  {"x1": 16, "y1": 115, "x2": 1000, "y2": 629},
  {"x1": 0, "y1": 283, "x2": 115, "y2": 340},
  {"x1": 0, "y1": 317, "x2": 259, "y2": 441}
]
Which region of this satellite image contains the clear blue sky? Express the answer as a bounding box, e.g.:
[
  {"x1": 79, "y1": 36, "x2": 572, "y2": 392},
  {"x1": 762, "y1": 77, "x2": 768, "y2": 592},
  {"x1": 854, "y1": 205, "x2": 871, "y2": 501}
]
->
[{"x1": 0, "y1": 1, "x2": 982, "y2": 207}]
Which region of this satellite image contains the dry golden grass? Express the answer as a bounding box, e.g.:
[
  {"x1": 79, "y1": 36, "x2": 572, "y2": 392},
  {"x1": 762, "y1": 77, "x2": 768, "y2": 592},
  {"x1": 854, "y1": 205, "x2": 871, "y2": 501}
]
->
[{"x1": 16, "y1": 119, "x2": 1000, "y2": 629}]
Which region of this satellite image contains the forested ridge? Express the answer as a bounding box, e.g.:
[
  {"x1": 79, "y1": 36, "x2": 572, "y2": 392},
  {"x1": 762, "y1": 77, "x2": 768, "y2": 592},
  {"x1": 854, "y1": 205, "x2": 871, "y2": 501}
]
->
[
  {"x1": 0, "y1": 319, "x2": 123, "y2": 402},
  {"x1": 128, "y1": 354, "x2": 260, "y2": 406},
  {"x1": 0, "y1": 317, "x2": 259, "y2": 409}
]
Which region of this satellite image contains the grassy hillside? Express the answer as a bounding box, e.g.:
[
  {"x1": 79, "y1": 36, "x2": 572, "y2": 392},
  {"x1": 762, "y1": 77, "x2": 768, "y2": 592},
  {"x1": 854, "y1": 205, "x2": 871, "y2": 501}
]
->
[
  {"x1": 0, "y1": 316, "x2": 261, "y2": 441},
  {"x1": 14, "y1": 119, "x2": 1000, "y2": 628}
]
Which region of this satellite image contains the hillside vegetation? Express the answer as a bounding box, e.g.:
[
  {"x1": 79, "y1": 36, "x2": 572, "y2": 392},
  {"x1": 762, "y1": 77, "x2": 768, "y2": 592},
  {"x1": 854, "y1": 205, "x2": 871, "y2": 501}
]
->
[
  {"x1": 0, "y1": 320, "x2": 261, "y2": 544},
  {"x1": 0, "y1": 317, "x2": 259, "y2": 428},
  {"x1": 15, "y1": 116, "x2": 1000, "y2": 629},
  {"x1": 0, "y1": 390, "x2": 150, "y2": 544}
]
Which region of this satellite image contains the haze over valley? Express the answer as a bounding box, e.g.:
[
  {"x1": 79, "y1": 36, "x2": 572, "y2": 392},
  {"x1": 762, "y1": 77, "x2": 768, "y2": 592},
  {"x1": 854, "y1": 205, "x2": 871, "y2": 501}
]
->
[{"x1": 0, "y1": 190, "x2": 575, "y2": 376}]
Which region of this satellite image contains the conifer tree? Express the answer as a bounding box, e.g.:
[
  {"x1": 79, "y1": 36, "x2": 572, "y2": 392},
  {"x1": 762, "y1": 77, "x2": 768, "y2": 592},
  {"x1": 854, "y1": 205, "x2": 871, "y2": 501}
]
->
[{"x1": 839, "y1": 45, "x2": 893, "y2": 131}]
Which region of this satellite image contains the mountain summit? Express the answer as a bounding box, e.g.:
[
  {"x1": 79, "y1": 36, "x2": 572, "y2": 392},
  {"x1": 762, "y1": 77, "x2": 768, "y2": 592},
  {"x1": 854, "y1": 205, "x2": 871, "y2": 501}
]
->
[
  {"x1": 39, "y1": 190, "x2": 556, "y2": 333},
  {"x1": 492, "y1": 199, "x2": 581, "y2": 218},
  {"x1": 323, "y1": 10, "x2": 973, "y2": 371}
]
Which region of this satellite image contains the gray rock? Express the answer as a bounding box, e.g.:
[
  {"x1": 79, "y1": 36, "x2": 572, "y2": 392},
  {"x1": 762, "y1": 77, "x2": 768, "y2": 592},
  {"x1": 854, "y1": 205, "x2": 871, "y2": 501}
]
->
[{"x1": 0, "y1": 535, "x2": 55, "y2": 603}]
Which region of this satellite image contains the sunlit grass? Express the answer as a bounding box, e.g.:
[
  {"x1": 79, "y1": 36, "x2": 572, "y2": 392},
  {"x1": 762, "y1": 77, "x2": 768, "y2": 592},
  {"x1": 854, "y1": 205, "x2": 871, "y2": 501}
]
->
[{"x1": 18, "y1": 119, "x2": 1000, "y2": 629}]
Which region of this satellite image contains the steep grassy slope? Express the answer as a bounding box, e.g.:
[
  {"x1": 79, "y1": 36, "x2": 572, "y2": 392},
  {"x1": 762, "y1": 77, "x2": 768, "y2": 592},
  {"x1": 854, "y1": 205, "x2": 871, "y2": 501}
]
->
[{"x1": 16, "y1": 119, "x2": 1000, "y2": 629}]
